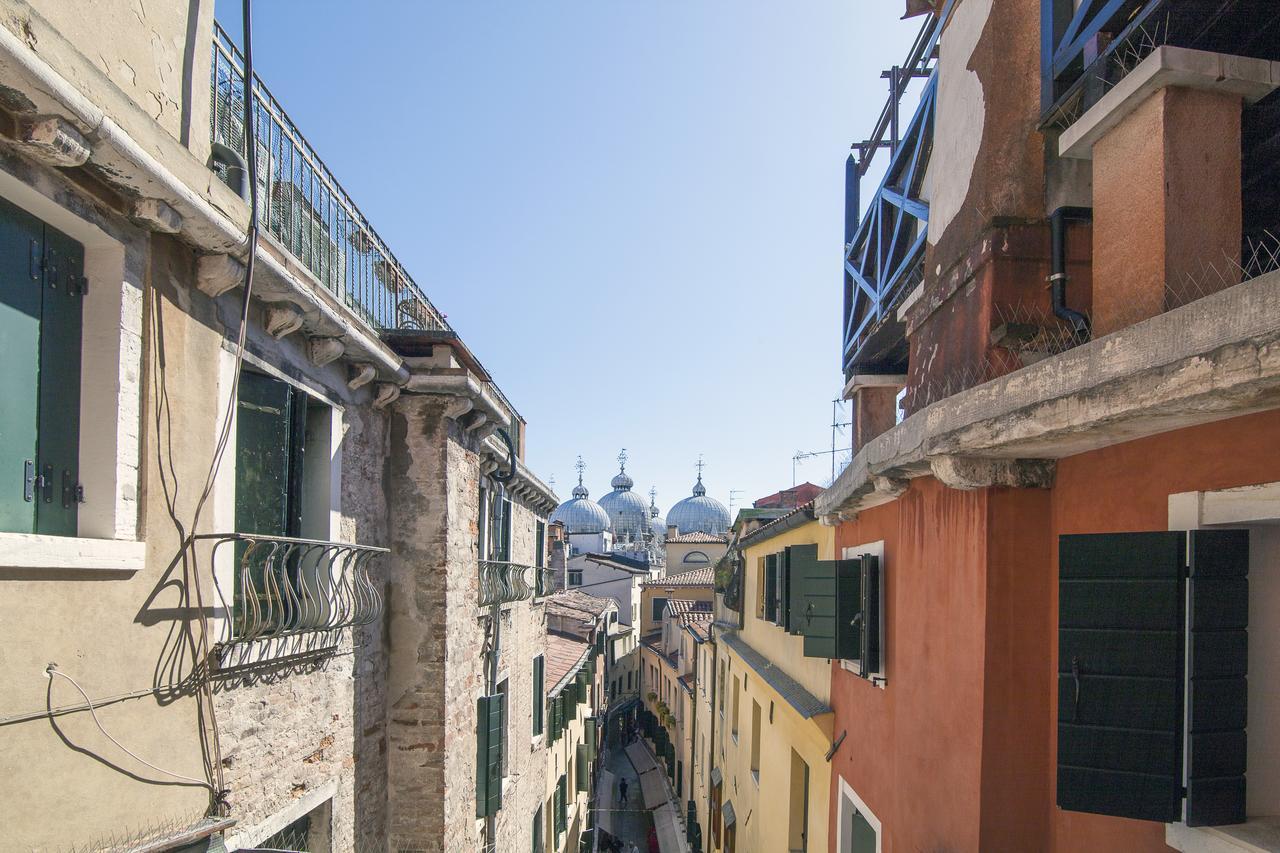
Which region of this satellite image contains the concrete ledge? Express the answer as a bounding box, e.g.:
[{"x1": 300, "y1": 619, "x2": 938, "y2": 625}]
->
[
  {"x1": 0, "y1": 532, "x2": 145, "y2": 572},
  {"x1": 1060, "y1": 46, "x2": 1280, "y2": 160},
  {"x1": 817, "y1": 269, "x2": 1280, "y2": 519}
]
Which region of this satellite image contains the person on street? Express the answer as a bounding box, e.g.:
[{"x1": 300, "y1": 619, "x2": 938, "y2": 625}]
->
[{"x1": 618, "y1": 776, "x2": 629, "y2": 806}]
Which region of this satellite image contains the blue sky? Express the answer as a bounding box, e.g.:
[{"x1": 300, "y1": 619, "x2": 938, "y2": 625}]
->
[{"x1": 216, "y1": 1, "x2": 920, "y2": 515}]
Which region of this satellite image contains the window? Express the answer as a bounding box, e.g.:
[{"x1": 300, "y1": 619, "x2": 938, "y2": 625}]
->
[
  {"x1": 554, "y1": 774, "x2": 567, "y2": 838},
  {"x1": 756, "y1": 557, "x2": 766, "y2": 618},
  {"x1": 626, "y1": 671, "x2": 631, "y2": 690},
  {"x1": 731, "y1": 676, "x2": 740, "y2": 740},
  {"x1": 481, "y1": 487, "x2": 512, "y2": 562},
  {"x1": 750, "y1": 701, "x2": 761, "y2": 781},
  {"x1": 0, "y1": 197, "x2": 85, "y2": 537},
  {"x1": 533, "y1": 656, "x2": 545, "y2": 736},
  {"x1": 535, "y1": 519, "x2": 547, "y2": 595},
  {"x1": 568, "y1": 569, "x2": 582, "y2": 587},
  {"x1": 792, "y1": 544, "x2": 884, "y2": 680},
  {"x1": 683, "y1": 550, "x2": 710, "y2": 564},
  {"x1": 651, "y1": 596, "x2": 668, "y2": 623},
  {"x1": 763, "y1": 554, "x2": 778, "y2": 622},
  {"x1": 476, "y1": 692, "x2": 506, "y2": 817},
  {"x1": 718, "y1": 661, "x2": 725, "y2": 714},
  {"x1": 710, "y1": 775, "x2": 723, "y2": 846},
  {"x1": 1057, "y1": 530, "x2": 1248, "y2": 826},
  {"x1": 837, "y1": 778, "x2": 879, "y2": 853},
  {"x1": 788, "y1": 750, "x2": 810, "y2": 851},
  {"x1": 532, "y1": 804, "x2": 543, "y2": 853}
]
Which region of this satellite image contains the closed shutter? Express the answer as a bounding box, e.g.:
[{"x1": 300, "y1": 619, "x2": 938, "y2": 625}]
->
[
  {"x1": 858, "y1": 554, "x2": 882, "y2": 677},
  {"x1": 786, "y1": 545, "x2": 817, "y2": 635},
  {"x1": 799, "y1": 556, "x2": 861, "y2": 660},
  {"x1": 584, "y1": 717, "x2": 597, "y2": 759},
  {"x1": 575, "y1": 743, "x2": 588, "y2": 791},
  {"x1": 1057, "y1": 530, "x2": 1248, "y2": 825},
  {"x1": 476, "y1": 693, "x2": 505, "y2": 817},
  {"x1": 779, "y1": 548, "x2": 792, "y2": 631},
  {"x1": 555, "y1": 775, "x2": 567, "y2": 835},
  {"x1": 0, "y1": 198, "x2": 84, "y2": 535},
  {"x1": 533, "y1": 656, "x2": 545, "y2": 736},
  {"x1": 763, "y1": 554, "x2": 778, "y2": 623}
]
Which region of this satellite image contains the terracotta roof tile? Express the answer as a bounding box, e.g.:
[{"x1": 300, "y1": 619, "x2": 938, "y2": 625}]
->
[
  {"x1": 641, "y1": 566, "x2": 714, "y2": 588},
  {"x1": 666, "y1": 531, "x2": 728, "y2": 544},
  {"x1": 545, "y1": 632, "x2": 590, "y2": 692}
]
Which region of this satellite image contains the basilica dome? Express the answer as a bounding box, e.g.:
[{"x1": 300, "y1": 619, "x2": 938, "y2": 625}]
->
[
  {"x1": 666, "y1": 474, "x2": 730, "y2": 536},
  {"x1": 598, "y1": 460, "x2": 649, "y2": 541},
  {"x1": 549, "y1": 478, "x2": 611, "y2": 535}
]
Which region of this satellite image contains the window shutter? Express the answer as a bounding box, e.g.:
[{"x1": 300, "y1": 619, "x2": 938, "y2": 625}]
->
[
  {"x1": 1057, "y1": 532, "x2": 1188, "y2": 822},
  {"x1": 476, "y1": 694, "x2": 504, "y2": 817},
  {"x1": 34, "y1": 224, "x2": 84, "y2": 537},
  {"x1": 786, "y1": 545, "x2": 817, "y2": 635},
  {"x1": 0, "y1": 198, "x2": 45, "y2": 534},
  {"x1": 1186, "y1": 529, "x2": 1249, "y2": 826},
  {"x1": 556, "y1": 775, "x2": 567, "y2": 834},
  {"x1": 575, "y1": 743, "x2": 588, "y2": 791},
  {"x1": 533, "y1": 656, "x2": 545, "y2": 736},
  {"x1": 584, "y1": 717, "x2": 597, "y2": 759},
  {"x1": 763, "y1": 554, "x2": 778, "y2": 623},
  {"x1": 779, "y1": 548, "x2": 792, "y2": 631},
  {"x1": 799, "y1": 556, "x2": 860, "y2": 659},
  {"x1": 477, "y1": 485, "x2": 488, "y2": 559},
  {"x1": 858, "y1": 554, "x2": 882, "y2": 677}
]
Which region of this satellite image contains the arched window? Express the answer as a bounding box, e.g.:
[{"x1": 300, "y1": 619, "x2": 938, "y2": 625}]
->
[{"x1": 683, "y1": 550, "x2": 710, "y2": 564}]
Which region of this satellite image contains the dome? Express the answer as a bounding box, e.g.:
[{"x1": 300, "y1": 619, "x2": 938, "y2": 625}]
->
[
  {"x1": 599, "y1": 457, "x2": 649, "y2": 541},
  {"x1": 666, "y1": 474, "x2": 730, "y2": 536},
  {"x1": 648, "y1": 490, "x2": 667, "y2": 541},
  {"x1": 549, "y1": 475, "x2": 611, "y2": 534}
]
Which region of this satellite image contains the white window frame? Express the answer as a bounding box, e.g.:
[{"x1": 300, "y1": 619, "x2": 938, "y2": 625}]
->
[
  {"x1": 836, "y1": 775, "x2": 882, "y2": 853},
  {"x1": 0, "y1": 171, "x2": 145, "y2": 572}
]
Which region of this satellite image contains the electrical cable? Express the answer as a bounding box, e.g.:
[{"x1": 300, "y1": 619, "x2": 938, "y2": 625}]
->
[{"x1": 47, "y1": 666, "x2": 216, "y2": 791}]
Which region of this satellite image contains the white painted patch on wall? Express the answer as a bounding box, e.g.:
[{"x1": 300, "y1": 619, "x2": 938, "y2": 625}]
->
[{"x1": 926, "y1": 0, "x2": 993, "y2": 246}]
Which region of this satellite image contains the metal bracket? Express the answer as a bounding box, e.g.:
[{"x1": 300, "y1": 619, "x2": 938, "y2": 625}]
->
[{"x1": 23, "y1": 459, "x2": 35, "y2": 502}]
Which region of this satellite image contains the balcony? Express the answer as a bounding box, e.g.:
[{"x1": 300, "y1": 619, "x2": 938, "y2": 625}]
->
[
  {"x1": 478, "y1": 560, "x2": 556, "y2": 607},
  {"x1": 841, "y1": 12, "x2": 941, "y2": 379},
  {"x1": 209, "y1": 23, "x2": 450, "y2": 334},
  {"x1": 198, "y1": 532, "x2": 385, "y2": 647}
]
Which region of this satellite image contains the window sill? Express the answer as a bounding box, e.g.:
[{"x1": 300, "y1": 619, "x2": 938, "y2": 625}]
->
[
  {"x1": 0, "y1": 532, "x2": 144, "y2": 573},
  {"x1": 1167, "y1": 817, "x2": 1280, "y2": 853}
]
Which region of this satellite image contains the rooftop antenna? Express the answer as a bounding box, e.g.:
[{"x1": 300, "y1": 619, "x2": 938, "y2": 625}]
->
[
  {"x1": 728, "y1": 488, "x2": 744, "y2": 519},
  {"x1": 830, "y1": 399, "x2": 851, "y2": 482}
]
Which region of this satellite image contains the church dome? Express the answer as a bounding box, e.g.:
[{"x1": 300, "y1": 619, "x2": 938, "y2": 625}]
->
[
  {"x1": 649, "y1": 490, "x2": 667, "y2": 541},
  {"x1": 599, "y1": 455, "x2": 648, "y2": 541},
  {"x1": 549, "y1": 472, "x2": 611, "y2": 534},
  {"x1": 666, "y1": 474, "x2": 730, "y2": 536}
]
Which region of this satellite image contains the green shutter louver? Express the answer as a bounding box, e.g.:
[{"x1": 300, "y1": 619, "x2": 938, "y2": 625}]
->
[
  {"x1": 0, "y1": 198, "x2": 85, "y2": 536},
  {"x1": 1057, "y1": 530, "x2": 1248, "y2": 826},
  {"x1": 779, "y1": 548, "x2": 794, "y2": 631},
  {"x1": 784, "y1": 545, "x2": 817, "y2": 634},
  {"x1": 584, "y1": 717, "x2": 597, "y2": 760},
  {"x1": 476, "y1": 693, "x2": 505, "y2": 817},
  {"x1": 763, "y1": 554, "x2": 778, "y2": 623},
  {"x1": 555, "y1": 774, "x2": 567, "y2": 835},
  {"x1": 533, "y1": 656, "x2": 545, "y2": 736},
  {"x1": 575, "y1": 743, "x2": 588, "y2": 792},
  {"x1": 857, "y1": 554, "x2": 881, "y2": 677}
]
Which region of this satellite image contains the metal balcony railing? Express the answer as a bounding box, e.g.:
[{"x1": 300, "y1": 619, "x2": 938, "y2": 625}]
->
[
  {"x1": 209, "y1": 23, "x2": 451, "y2": 333},
  {"x1": 198, "y1": 532, "x2": 386, "y2": 644},
  {"x1": 478, "y1": 561, "x2": 556, "y2": 606}
]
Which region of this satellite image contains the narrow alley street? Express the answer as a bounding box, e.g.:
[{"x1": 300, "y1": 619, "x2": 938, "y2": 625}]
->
[{"x1": 596, "y1": 741, "x2": 655, "y2": 852}]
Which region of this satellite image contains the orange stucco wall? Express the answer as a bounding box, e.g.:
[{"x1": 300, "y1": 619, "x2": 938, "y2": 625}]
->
[{"x1": 828, "y1": 408, "x2": 1280, "y2": 853}]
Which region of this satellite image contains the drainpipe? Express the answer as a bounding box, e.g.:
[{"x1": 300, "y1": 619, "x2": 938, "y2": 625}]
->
[{"x1": 1048, "y1": 207, "x2": 1093, "y2": 341}]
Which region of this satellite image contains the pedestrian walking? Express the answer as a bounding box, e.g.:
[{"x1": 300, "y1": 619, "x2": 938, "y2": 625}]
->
[{"x1": 618, "y1": 776, "x2": 629, "y2": 806}]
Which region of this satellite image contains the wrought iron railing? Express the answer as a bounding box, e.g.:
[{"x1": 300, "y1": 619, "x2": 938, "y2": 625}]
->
[
  {"x1": 209, "y1": 23, "x2": 451, "y2": 333},
  {"x1": 841, "y1": 11, "x2": 943, "y2": 379},
  {"x1": 478, "y1": 561, "x2": 556, "y2": 606},
  {"x1": 199, "y1": 532, "x2": 385, "y2": 644}
]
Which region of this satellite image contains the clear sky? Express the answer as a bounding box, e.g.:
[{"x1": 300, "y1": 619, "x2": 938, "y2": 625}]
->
[{"x1": 215, "y1": 1, "x2": 921, "y2": 516}]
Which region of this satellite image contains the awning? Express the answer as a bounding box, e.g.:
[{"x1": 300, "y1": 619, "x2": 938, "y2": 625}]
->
[
  {"x1": 625, "y1": 742, "x2": 659, "y2": 775},
  {"x1": 709, "y1": 766, "x2": 722, "y2": 787},
  {"x1": 722, "y1": 800, "x2": 737, "y2": 828},
  {"x1": 596, "y1": 768, "x2": 616, "y2": 836},
  {"x1": 637, "y1": 766, "x2": 667, "y2": 809},
  {"x1": 653, "y1": 803, "x2": 688, "y2": 853}
]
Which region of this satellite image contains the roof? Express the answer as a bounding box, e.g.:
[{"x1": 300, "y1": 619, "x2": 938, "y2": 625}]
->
[
  {"x1": 678, "y1": 673, "x2": 695, "y2": 694},
  {"x1": 685, "y1": 620, "x2": 711, "y2": 642},
  {"x1": 666, "y1": 530, "x2": 729, "y2": 544},
  {"x1": 719, "y1": 631, "x2": 831, "y2": 720},
  {"x1": 545, "y1": 589, "x2": 615, "y2": 621},
  {"x1": 739, "y1": 501, "x2": 818, "y2": 549},
  {"x1": 665, "y1": 599, "x2": 714, "y2": 629},
  {"x1": 583, "y1": 552, "x2": 650, "y2": 574},
  {"x1": 641, "y1": 566, "x2": 714, "y2": 588},
  {"x1": 545, "y1": 632, "x2": 591, "y2": 693},
  {"x1": 754, "y1": 482, "x2": 823, "y2": 509}
]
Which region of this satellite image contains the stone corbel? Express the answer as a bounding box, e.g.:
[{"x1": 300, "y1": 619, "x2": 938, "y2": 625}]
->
[
  {"x1": 265, "y1": 305, "x2": 304, "y2": 339},
  {"x1": 19, "y1": 116, "x2": 90, "y2": 167},
  {"x1": 308, "y1": 336, "x2": 345, "y2": 367},
  {"x1": 196, "y1": 253, "x2": 245, "y2": 299},
  {"x1": 131, "y1": 198, "x2": 183, "y2": 234},
  {"x1": 372, "y1": 382, "x2": 401, "y2": 411},
  {"x1": 347, "y1": 362, "x2": 376, "y2": 391},
  {"x1": 871, "y1": 475, "x2": 911, "y2": 500},
  {"x1": 443, "y1": 397, "x2": 474, "y2": 421},
  {"x1": 464, "y1": 411, "x2": 488, "y2": 433},
  {"x1": 929, "y1": 456, "x2": 1056, "y2": 491}
]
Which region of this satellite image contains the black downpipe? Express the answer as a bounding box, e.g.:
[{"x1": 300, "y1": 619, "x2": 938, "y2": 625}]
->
[{"x1": 1049, "y1": 206, "x2": 1092, "y2": 341}]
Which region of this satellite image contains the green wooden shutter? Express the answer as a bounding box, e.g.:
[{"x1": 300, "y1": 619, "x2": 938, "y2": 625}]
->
[
  {"x1": 858, "y1": 554, "x2": 882, "y2": 677},
  {"x1": 584, "y1": 717, "x2": 597, "y2": 759},
  {"x1": 1057, "y1": 530, "x2": 1247, "y2": 825},
  {"x1": 34, "y1": 223, "x2": 84, "y2": 537},
  {"x1": 1186, "y1": 529, "x2": 1249, "y2": 826},
  {"x1": 476, "y1": 693, "x2": 505, "y2": 817},
  {"x1": 555, "y1": 775, "x2": 567, "y2": 834},
  {"x1": 575, "y1": 743, "x2": 588, "y2": 791},
  {"x1": 533, "y1": 656, "x2": 545, "y2": 736},
  {"x1": 0, "y1": 198, "x2": 45, "y2": 534},
  {"x1": 800, "y1": 556, "x2": 860, "y2": 659},
  {"x1": 763, "y1": 554, "x2": 778, "y2": 623},
  {"x1": 786, "y1": 545, "x2": 817, "y2": 635},
  {"x1": 779, "y1": 548, "x2": 792, "y2": 631}
]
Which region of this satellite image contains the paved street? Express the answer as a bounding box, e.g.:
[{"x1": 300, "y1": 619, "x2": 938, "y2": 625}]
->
[{"x1": 597, "y1": 742, "x2": 654, "y2": 852}]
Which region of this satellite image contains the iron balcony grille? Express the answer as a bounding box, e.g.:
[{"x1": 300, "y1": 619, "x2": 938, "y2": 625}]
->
[
  {"x1": 478, "y1": 560, "x2": 556, "y2": 606},
  {"x1": 209, "y1": 23, "x2": 451, "y2": 334},
  {"x1": 198, "y1": 532, "x2": 386, "y2": 644}
]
